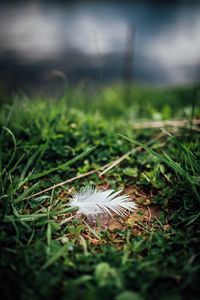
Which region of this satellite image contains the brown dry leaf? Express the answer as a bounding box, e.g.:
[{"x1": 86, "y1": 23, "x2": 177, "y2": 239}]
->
[
  {"x1": 132, "y1": 229, "x2": 142, "y2": 237},
  {"x1": 87, "y1": 237, "x2": 101, "y2": 245},
  {"x1": 108, "y1": 218, "x2": 123, "y2": 230},
  {"x1": 163, "y1": 224, "x2": 170, "y2": 231}
]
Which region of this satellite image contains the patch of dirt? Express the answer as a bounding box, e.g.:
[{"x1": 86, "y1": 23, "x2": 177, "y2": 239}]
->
[
  {"x1": 107, "y1": 185, "x2": 161, "y2": 232},
  {"x1": 108, "y1": 204, "x2": 160, "y2": 231}
]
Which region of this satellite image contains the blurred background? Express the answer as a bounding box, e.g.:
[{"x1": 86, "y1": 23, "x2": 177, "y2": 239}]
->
[{"x1": 0, "y1": 0, "x2": 200, "y2": 98}]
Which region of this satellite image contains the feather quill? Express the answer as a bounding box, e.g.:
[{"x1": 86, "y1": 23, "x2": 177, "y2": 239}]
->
[{"x1": 69, "y1": 186, "x2": 136, "y2": 217}]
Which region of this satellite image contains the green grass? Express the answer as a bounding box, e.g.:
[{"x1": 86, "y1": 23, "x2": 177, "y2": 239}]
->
[{"x1": 0, "y1": 84, "x2": 200, "y2": 300}]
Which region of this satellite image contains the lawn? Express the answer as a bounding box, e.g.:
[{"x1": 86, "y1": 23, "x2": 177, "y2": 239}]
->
[{"x1": 0, "y1": 84, "x2": 200, "y2": 300}]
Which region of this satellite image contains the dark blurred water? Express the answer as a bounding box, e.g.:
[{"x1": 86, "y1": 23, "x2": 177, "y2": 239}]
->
[{"x1": 0, "y1": 0, "x2": 200, "y2": 95}]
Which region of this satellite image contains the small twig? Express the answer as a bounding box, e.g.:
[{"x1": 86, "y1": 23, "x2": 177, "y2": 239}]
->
[
  {"x1": 24, "y1": 131, "x2": 165, "y2": 200},
  {"x1": 24, "y1": 170, "x2": 96, "y2": 200},
  {"x1": 24, "y1": 162, "x2": 112, "y2": 200},
  {"x1": 99, "y1": 149, "x2": 135, "y2": 176},
  {"x1": 25, "y1": 148, "x2": 141, "y2": 200}
]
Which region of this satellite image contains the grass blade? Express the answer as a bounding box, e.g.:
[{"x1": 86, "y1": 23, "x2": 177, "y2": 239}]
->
[{"x1": 41, "y1": 244, "x2": 68, "y2": 270}]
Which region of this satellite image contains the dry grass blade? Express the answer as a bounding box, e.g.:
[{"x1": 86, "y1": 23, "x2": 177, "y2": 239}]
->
[
  {"x1": 132, "y1": 119, "x2": 200, "y2": 130},
  {"x1": 99, "y1": 150, "x2": 134, "y2": 176}
]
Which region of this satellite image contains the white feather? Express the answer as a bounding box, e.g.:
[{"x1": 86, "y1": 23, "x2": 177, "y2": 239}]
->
[{"x1": 69, "y1": 186, "x2": 137, "y2": 217}]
